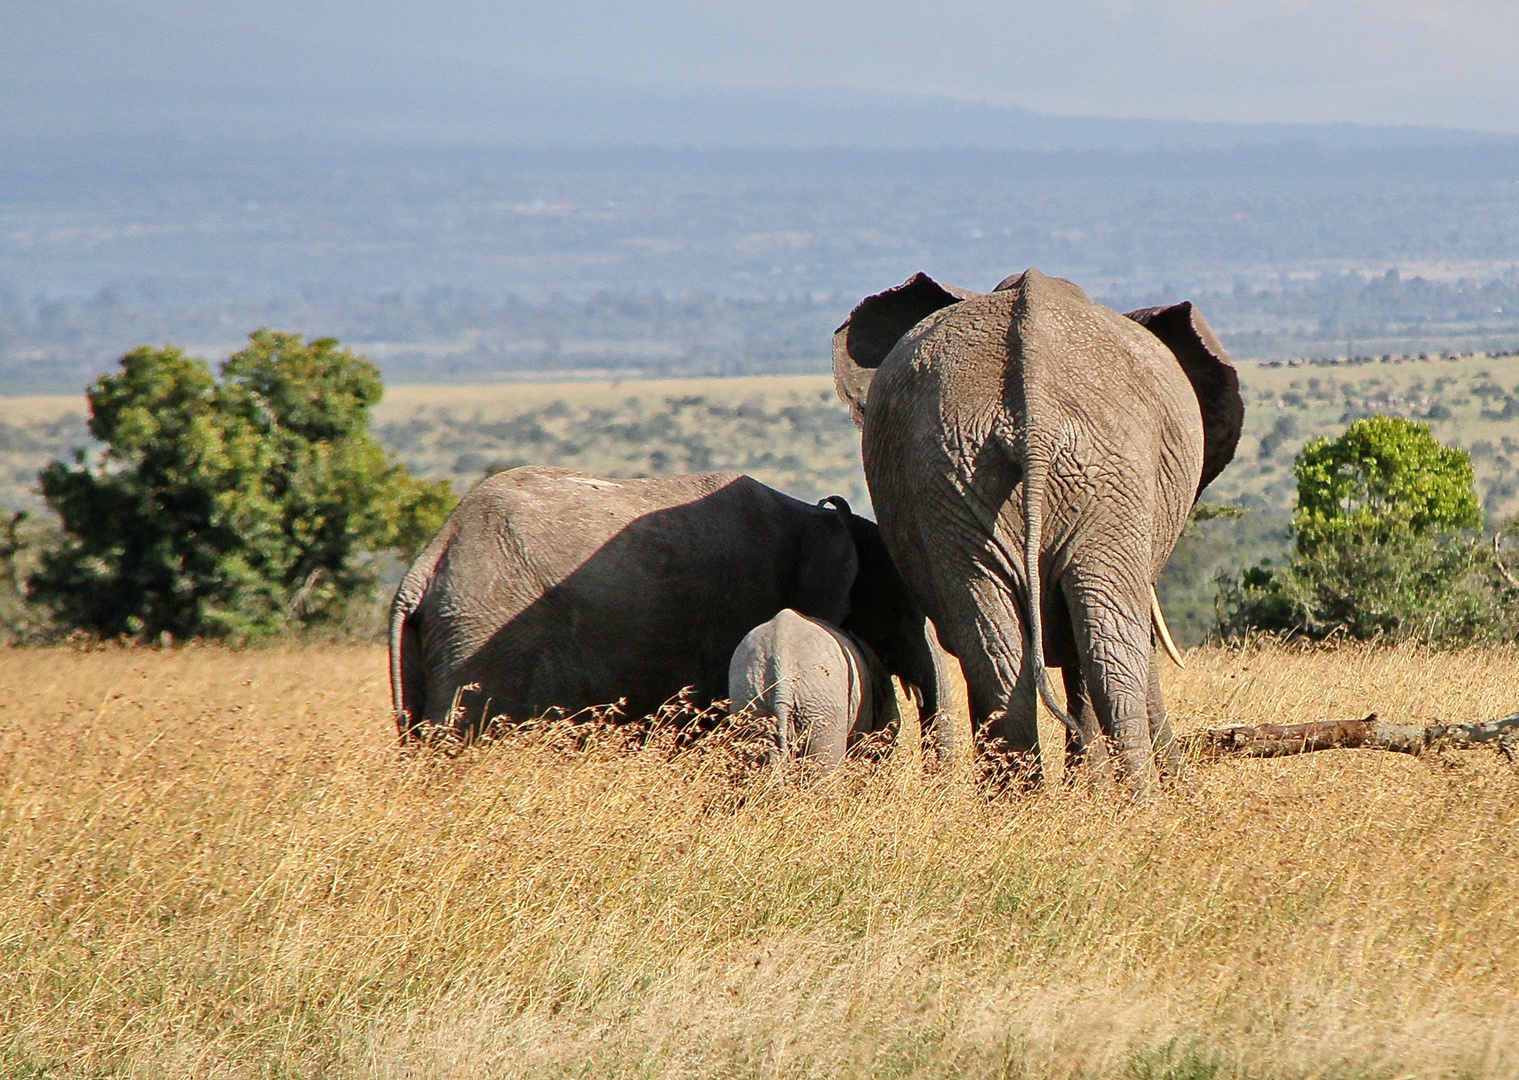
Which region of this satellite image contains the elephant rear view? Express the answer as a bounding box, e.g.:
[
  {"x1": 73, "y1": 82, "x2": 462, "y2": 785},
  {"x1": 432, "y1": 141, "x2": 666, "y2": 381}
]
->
[
  {"x1": 390, "y1": 467, "x2": 861, "y2": 735},
  {"x1": 835, "y1": 269, "x2": 1243, "y2": 794},
  {"x1": 728, "y1": 608, "x2": 900, "y2": 771}
]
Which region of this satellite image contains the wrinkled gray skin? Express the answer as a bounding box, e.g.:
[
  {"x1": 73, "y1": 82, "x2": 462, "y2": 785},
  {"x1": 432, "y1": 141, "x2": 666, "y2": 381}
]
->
[
  {"x1": 835, "y1": 269, "x2": 1243, "y2": 794},
  {"x1": 390, "y1": 466, "x2": 951, "y2": 752},
  {"x1": 728, "y1": 609, "x2": 901, "y2": 771},
  {"x1": 830, "y1": 496, "x2": 956, "y2": 765}
]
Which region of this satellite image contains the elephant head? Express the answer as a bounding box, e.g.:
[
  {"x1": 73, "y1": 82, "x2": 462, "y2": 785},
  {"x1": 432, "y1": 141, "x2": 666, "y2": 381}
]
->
[
  {"x1": 833, "y1": 270, "x2": 1243, "y2": 793},
  {"x1": 821, "y1": 494, "x2": 957, "y2": 766}
]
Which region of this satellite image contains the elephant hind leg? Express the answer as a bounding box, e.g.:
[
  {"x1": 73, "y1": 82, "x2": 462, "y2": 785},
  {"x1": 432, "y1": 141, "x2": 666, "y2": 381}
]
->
[
  {"x1": 959, "y1": 655, "x2": 1041, "y2": 789},
  {"x1": 976, "y1": 685, "x2": 1042, "y2": 791},
  {"x1": 1060, "y1": 665, "x2": 1111, "y2": 784},
  {"x1": 800, "y1": 700, "x2": 850, "y2": 770},
  {"x1": 920, "y1": 553, "x2": 1041, "y2": 787},
  {"x1": 1065, "y1": 575, "x2": 1160, "y2": 798}
]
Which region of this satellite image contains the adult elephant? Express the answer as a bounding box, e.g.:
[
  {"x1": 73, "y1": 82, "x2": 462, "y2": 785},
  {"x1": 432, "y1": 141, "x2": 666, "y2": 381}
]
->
[
  {"x1": 390, "y1": 466, "x2": 952, "y2": 761},
  {"x1": 834, "y1": 269, "x2": 1243, "y2": 794}
]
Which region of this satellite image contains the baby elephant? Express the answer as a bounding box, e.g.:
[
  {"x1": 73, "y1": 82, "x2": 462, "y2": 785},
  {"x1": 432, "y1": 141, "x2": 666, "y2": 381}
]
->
[{"x1": 728, "y1": 608, "x2": 900, "y2": 770}]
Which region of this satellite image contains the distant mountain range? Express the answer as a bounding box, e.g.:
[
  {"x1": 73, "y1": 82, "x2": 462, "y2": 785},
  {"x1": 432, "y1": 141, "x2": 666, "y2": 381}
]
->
[
  {"x1": 8, "y1": 73, "x2": 1511, "y2": 153},
  {"x1": 2, "y1": 1, "x2": 1511, "y2": 152}
]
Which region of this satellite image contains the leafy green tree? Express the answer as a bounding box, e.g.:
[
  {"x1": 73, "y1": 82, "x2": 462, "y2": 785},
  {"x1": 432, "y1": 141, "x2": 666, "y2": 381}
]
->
[
  {"x1": 1221, "y1": 416, "x2": 1512, "y2": 644},
  {"x1": 1292, "y1": 415, "x2": 1480, "y2": 552},
  {"x1": 31, "y1": 330, "x2": 454, "y2": 640}
]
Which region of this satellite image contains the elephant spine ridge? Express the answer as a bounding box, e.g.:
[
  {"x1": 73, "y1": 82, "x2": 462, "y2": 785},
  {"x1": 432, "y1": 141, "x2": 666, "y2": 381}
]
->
[{"x1": 1008, "y1": 270, "x2": 1081, "y2": 743}]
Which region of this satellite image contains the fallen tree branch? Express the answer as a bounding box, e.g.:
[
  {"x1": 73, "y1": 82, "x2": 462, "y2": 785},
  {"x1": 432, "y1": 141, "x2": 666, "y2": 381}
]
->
[
  {"x1": 1181, "y1": 711, "x2": 1519, "y2": 760},
  {"x1": 1495, "y1": 534, "x2": 1519, "y2": 590}
]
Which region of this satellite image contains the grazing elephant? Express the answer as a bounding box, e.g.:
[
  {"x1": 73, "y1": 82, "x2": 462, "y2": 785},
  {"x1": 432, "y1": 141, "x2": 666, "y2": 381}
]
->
[
  {"x1": 827, "y1": 495, "x2": 956, "y2": 765},
  {"x1": 389, "y1": 466, "x2": 951, "y2": 750},
  {"x1": 728, "y1": 608, "x2": 900, "y2": 771},
  {"x1": 834, "y1": 269, "x2": 1243, "y2": 793}
]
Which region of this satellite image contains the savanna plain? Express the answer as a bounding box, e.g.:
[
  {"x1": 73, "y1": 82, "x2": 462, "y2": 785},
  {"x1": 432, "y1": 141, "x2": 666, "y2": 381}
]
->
[{"x1": 2, "y1": 642, "x2": 1517, "y2": 1079}]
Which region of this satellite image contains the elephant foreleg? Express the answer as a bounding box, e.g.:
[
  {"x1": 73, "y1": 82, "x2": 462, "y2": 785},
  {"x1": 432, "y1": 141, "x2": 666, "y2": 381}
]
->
[{"x1": 1147, "y1": 643, "x2": 1182, "y2": 778}]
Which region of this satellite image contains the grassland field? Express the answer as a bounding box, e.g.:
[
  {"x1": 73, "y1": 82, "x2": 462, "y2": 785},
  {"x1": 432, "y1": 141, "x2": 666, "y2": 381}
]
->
[{"x1": 1, "y1": 641, "x2": 1517, "y2": 1078}]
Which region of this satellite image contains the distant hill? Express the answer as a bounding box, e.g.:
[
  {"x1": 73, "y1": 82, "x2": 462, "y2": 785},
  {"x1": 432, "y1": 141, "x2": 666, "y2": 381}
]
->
[
  {"x1": 8, "y1": 77, "x2": 1507, "y2": 153},
  {"x1": 1, "y1": 2, "x2": 1511, "y2": 151}
]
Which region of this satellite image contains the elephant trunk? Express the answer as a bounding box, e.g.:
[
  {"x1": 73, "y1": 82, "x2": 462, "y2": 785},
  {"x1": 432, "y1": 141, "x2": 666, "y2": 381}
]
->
[
  {"x1": 880, "y1": 613, "x2": 955, "y2": 769},
  {"x1": 913, "y1": 618, "x2": 957, "y2": 768}
]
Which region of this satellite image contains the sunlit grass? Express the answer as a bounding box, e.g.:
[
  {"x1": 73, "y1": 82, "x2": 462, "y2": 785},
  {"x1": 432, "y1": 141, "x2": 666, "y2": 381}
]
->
[{"x1": 1, "y1": 642, "x2": 1516, "y2": 1078}]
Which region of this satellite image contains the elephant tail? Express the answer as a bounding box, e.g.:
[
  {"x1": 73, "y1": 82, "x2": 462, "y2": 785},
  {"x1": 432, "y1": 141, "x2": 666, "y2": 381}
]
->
[
  {"x1": 390, "y1": 539, "x2": 447, "y2": 741},
  {"x1": 389, "y1": 589, "x2": 424, "y2": 740},
  {"x1": 1005, "y1": 268, "x2": 1081, "y2": 748},
  {"x1": 1019, "y1": 446, "x2": 1082, "y2": 747}
]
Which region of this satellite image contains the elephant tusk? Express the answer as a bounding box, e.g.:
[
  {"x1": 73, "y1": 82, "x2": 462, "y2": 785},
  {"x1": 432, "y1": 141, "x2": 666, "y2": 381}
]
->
[{"x1": 1151, "y1": 586, "x2": 1186, "y2": 669}]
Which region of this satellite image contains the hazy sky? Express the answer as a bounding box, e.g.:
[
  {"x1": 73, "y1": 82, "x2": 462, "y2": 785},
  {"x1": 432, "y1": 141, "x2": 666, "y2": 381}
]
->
[{"x1": 10, "y1": 0, "x2": 1519, "y2": 132}]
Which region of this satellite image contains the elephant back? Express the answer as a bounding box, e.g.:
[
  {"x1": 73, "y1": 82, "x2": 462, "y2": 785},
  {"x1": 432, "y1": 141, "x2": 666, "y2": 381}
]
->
[{"x1": 833, "y1": 270, "x2": 1242, "y2": 502}]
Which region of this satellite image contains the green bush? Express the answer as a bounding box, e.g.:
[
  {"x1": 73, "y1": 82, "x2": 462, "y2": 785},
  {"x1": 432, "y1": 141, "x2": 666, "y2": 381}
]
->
[
  {"x1": 30, "y1": 330, "x2": 455, "y2": 641},
  {"x1": 1292, "y1": 414, "x2": 1480, "y2": 552},
  {"x1": 1220, "y1": 416, "x2": 1516, "y2": 644},
  {"x1": 0, "y1": 510, "x2": 61, "y2": 643},
  {"x1": 1218, "y1": 529, "x2": 1519, "y2": 644}
]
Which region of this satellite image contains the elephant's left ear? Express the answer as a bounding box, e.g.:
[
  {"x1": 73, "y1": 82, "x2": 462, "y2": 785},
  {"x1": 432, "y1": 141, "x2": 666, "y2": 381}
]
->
[
  {"x1": 1125, "y1": 302, "x2": 1244, "y2": 498},
  {"x1": 834, "y1": 273, "x2": 969, "y2": 427}
]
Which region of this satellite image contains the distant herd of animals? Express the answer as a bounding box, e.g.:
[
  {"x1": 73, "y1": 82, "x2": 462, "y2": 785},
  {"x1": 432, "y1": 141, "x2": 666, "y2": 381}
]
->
[{"x1": 390, "y1": 268, "x2": 1243, "y2": 795}]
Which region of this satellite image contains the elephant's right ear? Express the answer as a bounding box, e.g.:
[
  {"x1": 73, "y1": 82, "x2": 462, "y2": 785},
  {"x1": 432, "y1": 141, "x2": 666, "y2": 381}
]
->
[
  {"x1": 834, "y1": 272, "x2": 967, "y2": 427},
  {"x1": 1125, "y1": 302, "x2": 1244, "y2": 498}
]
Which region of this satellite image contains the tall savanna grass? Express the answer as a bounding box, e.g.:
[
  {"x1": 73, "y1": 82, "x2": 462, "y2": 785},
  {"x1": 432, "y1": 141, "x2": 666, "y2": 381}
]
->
[{"x1": 1, "y1": 642, "x2": 1517, "y2": 1078}]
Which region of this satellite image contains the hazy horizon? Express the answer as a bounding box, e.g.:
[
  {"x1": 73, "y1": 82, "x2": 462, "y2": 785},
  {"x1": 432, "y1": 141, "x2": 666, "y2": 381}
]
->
[
  {"x1": 5, "y1": 0, "x2": 1518, "y2": 392},
  {"x1": 5, "y1": 0, "x2": 1519, "y2": 144}
]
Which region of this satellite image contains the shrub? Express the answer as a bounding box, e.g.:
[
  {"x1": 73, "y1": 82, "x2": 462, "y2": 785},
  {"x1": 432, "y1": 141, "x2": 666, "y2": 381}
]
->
[
  {"x1": 1219, "y1": 529, "x2": 1519, "y2": 644},
  {"x1": 1292, "y1": 414, "x2": 1479, "y2": 552},
  {"x1": 30, "y1": 330, "x2": 455, "y2": 641},
  {"x1": 1221, "y1": 416, "x2": 1515, "y2": 644}
]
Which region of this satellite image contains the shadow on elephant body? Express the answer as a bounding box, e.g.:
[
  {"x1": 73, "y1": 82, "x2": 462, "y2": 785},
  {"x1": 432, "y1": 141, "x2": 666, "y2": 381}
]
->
[
  {"x1": 394, "y1": 469, "x2": 860, "y2": 739},
  {"x1": 828, "y1": 497, "x2": 957, "y2": 766}
]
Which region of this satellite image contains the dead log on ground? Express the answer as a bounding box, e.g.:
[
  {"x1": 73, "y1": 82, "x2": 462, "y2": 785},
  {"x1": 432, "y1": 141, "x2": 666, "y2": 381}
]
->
[{"x1": 1181, "y1": 711, "x2": 1519, "y2": 761}]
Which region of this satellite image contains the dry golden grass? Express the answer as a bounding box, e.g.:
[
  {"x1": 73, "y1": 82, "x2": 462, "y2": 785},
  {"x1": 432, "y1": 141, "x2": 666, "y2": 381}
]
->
[
  {"x1": 2, "y1": 642, "x2": 1518, "y2": 1079},
  {"x1": 0, "y1": 378, "x2": 840, "y2": 429},
  {"x1": 0, "y1": 397, "x2": 84, "y2": 425},
  {"x1": 376, "y1": 375, "x2": 836, "y2": 417}
]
